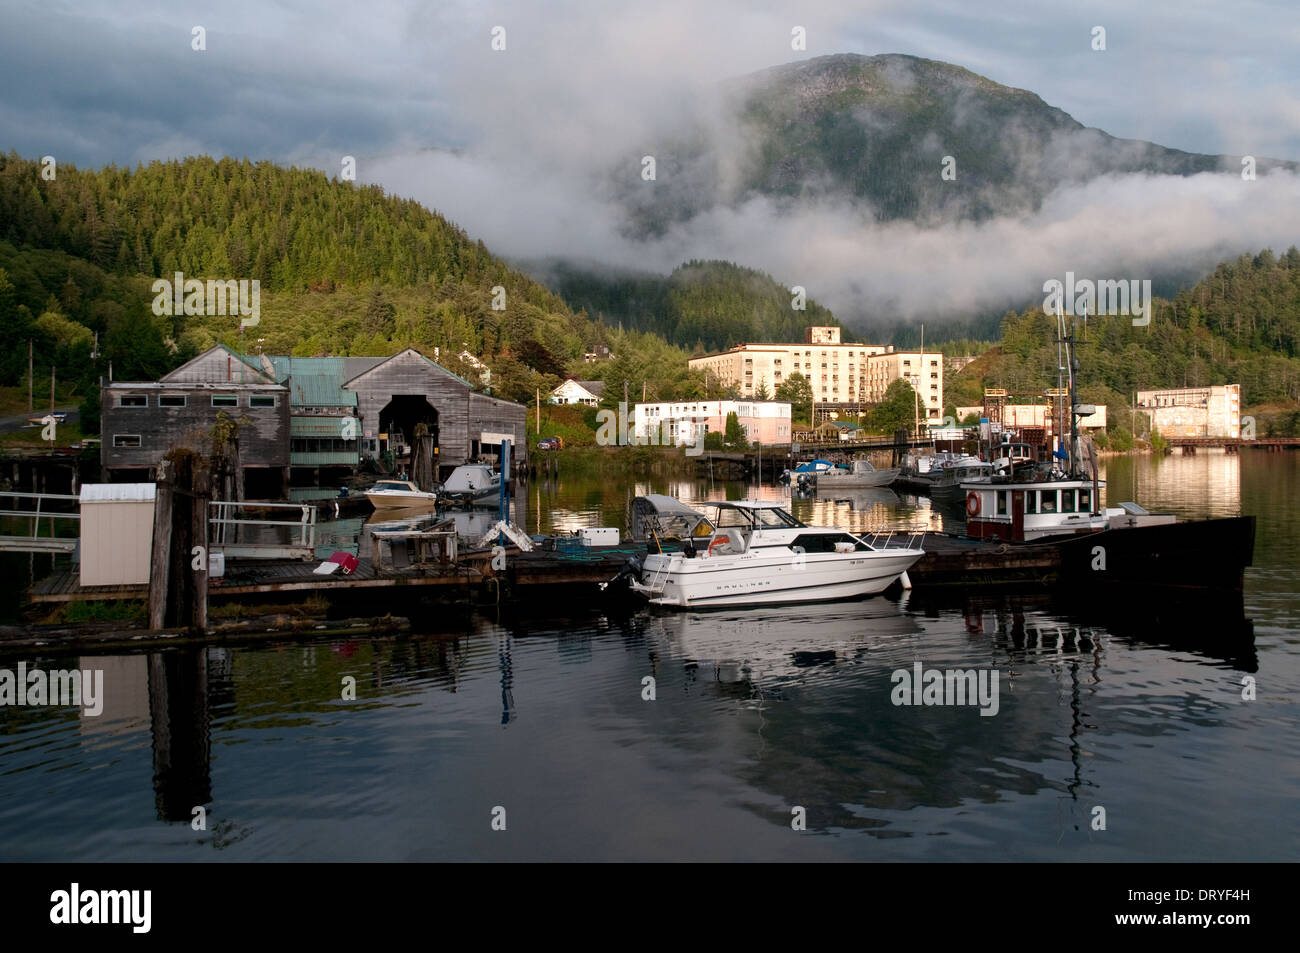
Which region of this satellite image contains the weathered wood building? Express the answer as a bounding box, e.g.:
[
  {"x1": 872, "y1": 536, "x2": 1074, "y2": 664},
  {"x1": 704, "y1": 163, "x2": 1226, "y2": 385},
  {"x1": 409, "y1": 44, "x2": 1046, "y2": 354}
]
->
[
  {"x1": 102, "y1": 346, "x2": 290, "y2": 495},
  {"x1": 102, "y1": 345, "x2": 527, "y2": 493},
  {"x1": 344, "y1": 348, "x2": 527, "y2": 480}
]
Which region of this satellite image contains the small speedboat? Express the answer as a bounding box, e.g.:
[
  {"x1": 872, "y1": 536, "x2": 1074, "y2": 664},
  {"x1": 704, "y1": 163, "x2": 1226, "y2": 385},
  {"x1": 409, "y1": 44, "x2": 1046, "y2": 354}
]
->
[
  {"x1": 814, "y1": 459, "x2": 900, "y2": 489},
  {"x1": 365, "y1": 479, "x2": 440, "y2": 510}
]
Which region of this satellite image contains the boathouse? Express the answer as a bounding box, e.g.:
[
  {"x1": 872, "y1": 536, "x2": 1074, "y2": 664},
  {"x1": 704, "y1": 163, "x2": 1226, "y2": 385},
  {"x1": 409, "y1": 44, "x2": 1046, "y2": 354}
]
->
[{"x1": 101, "y1": 345, "x2": 527, "y2": 491}]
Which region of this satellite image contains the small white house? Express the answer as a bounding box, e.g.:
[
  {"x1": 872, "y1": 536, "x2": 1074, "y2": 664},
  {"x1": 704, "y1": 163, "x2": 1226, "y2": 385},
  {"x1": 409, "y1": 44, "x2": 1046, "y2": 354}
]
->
[
  {"x1": 79, "y1": 483, "x2": 156, "y2": 587},
  {"x1": 551, "y1": 379, "x2": 606, "y2": 406}
]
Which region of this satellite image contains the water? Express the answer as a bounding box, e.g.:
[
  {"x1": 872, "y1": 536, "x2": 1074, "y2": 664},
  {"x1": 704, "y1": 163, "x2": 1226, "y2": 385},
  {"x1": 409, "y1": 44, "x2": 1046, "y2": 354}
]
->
[{"x1": 1, "y1": 452, "x2": 1296, "y2": 860}]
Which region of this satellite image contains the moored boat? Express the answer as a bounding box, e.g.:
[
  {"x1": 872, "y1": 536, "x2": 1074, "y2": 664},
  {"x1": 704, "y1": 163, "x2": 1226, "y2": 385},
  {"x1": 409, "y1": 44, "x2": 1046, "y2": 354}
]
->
[
  {"x1": 814, "y1": 459, "x2": 900, "y2": 489},
  {"x1": 623, "y1": 496, "x2": 924, "y2": 608},
  {"x1": 365, "y1": 479, "x2": 440, "y2": 510},
  {"x1": 438, "y1": 464, "x2": 502, "y2": 506}
]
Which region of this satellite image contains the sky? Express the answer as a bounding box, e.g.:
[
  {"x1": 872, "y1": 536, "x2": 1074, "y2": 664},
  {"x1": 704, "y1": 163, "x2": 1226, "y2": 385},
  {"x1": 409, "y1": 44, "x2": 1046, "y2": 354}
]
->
[{"x1": 3, "y1": 0, "x2": 1299, "y2": 324}]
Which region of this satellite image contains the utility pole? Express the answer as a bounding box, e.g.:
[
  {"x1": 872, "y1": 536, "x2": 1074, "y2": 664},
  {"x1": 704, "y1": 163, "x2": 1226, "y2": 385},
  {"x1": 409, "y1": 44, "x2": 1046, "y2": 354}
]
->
[
  {"x1": 28, "y1": 340, "x2": 33, "y2": 412},
  {"x1": 535, "y1": 387, "x2": 540, "y2": 434}
]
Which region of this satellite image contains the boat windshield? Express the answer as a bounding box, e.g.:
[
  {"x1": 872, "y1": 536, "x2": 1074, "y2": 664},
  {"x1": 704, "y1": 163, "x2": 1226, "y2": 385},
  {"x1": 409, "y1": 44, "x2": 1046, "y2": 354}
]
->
[
  {"x1": 374, "y1": 482, "x2": 413, "y2": 491},
  {"x1": 711, "y1": 505, "x2": 802, "y2": 530}
]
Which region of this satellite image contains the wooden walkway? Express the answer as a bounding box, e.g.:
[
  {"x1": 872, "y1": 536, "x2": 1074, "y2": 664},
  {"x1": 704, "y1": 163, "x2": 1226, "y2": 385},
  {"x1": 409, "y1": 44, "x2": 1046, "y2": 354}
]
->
[{"x1": 29, "y1": 548, "x2": 643, "y2": 605}]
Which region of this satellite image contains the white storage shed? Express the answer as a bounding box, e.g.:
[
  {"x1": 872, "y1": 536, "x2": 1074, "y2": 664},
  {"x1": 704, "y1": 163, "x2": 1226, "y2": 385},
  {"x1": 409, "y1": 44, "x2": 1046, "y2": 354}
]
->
[{"x1": 79, "y1": 483, "x2": 156, "y2": 587}]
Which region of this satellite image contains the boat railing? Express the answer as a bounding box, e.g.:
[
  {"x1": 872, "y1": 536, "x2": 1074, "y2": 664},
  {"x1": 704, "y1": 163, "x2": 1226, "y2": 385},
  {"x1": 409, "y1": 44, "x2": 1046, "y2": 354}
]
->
[{"x1": 859, "y1": 528, "x2": 926, "y2": 552}]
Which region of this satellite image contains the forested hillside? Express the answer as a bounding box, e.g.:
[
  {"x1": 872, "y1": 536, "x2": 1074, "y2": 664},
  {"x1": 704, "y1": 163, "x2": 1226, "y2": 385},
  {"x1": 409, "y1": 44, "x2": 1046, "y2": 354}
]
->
[
  {"x1": 0, "y1": 153, "x2": 707, "y2": 417},
  {"x1": 947, "y1": 249, "x2": 1300, "y2": 430},
  {"x1": 2, "y1": 152, "x2": 1297, "y2": 437},
  {"x1": 545, "y1": 258, "x2": 841, "y2": 353}
]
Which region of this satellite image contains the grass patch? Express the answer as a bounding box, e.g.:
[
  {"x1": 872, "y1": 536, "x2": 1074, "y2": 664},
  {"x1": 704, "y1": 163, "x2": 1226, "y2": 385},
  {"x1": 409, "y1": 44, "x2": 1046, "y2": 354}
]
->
[
  {"x1": 0, "y1": 421, "x2": 85, "y2": 449},
  {"x1": 41, "y1": 600, "x2": 146, "y2": 624}
]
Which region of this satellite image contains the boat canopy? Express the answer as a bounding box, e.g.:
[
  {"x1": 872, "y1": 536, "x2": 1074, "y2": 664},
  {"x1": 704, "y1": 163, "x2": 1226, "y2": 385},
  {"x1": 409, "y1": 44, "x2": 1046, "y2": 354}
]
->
[{"x1": 629, "y1": 495, "x2": 714, "y2": 541}]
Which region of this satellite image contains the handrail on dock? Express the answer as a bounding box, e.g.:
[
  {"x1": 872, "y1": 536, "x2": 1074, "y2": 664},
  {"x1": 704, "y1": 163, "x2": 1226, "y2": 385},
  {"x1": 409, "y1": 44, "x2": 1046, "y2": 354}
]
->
[
  {"x1": 208, "y1": 500, "x2": 317, "y2": 560},
  {"x1": 0, "y1": 490, "x2": 82, "y2": 554}
]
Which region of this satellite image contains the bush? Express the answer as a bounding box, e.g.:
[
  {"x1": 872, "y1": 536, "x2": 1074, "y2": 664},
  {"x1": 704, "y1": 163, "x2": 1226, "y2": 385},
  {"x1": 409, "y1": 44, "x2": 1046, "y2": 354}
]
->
[
  {"x1": 1091, "y1": 429, "x2": 1110, "y2": 450},
  {"x1": 1108, "y1": 426, "x2": 1134, "y2": 452},
  {"x1": 1150, "y1": 429, "x2": 1168, "y2": 454}
]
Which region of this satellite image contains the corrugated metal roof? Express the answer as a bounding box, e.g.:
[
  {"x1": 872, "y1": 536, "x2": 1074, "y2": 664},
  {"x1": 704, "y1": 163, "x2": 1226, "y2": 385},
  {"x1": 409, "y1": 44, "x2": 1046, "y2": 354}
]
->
[
  {"x1": 291, "y1": 416, "x2": 358, "y2": 436},
  {"x1": 80, "y1": 483, "x2": 156, "y2": 503},
  {"x1": 268, "y1": 357, "x2": 358, "y2": 407}
]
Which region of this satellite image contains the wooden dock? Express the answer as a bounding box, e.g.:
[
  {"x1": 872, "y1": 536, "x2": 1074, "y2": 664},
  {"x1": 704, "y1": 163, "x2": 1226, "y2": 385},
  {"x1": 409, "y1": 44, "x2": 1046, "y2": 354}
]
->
[{"x1": 28, "y1": 547, "x2": 644, "y2": 605}]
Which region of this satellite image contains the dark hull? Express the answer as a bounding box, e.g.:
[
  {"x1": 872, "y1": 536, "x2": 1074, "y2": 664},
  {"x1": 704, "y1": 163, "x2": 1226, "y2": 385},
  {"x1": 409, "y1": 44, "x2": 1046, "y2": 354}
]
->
[
  {"x1": 1053, "y1": 515, "x2": 1255, "y2": 593},
  {"x1": 905, "y1": 515, "x2": 1256, "y2": 594}
]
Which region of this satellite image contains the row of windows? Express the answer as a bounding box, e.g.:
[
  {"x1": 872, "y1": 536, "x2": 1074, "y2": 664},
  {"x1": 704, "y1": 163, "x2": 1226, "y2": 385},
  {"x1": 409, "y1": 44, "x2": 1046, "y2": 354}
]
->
[
  {"x1": 291, "y1": 438, "x2": 359, "y2": 453},
  {"x1": 116, "y1": 394, "x2": 278, "y2": 409},
  {"x1": 991, "y1": 488, "x2": 1093, "y2": 515}
]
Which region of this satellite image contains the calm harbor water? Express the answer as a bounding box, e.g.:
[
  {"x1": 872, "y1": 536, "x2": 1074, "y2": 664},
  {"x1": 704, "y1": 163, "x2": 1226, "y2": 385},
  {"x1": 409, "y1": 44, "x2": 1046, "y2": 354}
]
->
[{"x1": 0, "y1": 452, "x2": 1296, "y2": 861}]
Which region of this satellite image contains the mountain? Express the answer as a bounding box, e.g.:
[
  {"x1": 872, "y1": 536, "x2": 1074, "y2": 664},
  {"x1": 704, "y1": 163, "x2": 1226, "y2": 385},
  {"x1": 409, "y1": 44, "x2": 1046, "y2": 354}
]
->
[
  {"x1": 614, "y1": 53, "x2": 1296, "y2": 235},
  {"x1": 539, "y1": 258, "x2": 842, "y2": 353}
]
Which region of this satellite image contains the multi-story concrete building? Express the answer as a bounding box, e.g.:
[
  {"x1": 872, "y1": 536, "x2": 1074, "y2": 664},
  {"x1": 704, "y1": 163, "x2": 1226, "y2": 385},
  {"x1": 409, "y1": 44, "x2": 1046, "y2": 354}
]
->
[
  {"x1": 687, "y1": 326, "x2": 944, "y2": 420},
  {"x1": 863, "y1": 349, "x2": 944, "y2": 421},
  {"x1": 1135, "y1": 385, "x2": 1241, "y2": 439},
  {"x1": 632, "y1": 400, "x2": 792, "y2": 447}
]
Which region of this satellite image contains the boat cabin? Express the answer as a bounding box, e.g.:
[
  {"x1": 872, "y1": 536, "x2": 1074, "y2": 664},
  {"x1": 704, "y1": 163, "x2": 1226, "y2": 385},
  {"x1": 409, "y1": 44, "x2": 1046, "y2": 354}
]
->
[{"x1": 960, "y1": 477, "x2": 1112, "y2": 542}]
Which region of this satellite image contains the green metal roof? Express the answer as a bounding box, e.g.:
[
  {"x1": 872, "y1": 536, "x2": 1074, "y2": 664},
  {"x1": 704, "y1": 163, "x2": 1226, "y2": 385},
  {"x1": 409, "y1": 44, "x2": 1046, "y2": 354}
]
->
[{"x1": 269, "y1": 357, "x2": 358, "y2": 407}]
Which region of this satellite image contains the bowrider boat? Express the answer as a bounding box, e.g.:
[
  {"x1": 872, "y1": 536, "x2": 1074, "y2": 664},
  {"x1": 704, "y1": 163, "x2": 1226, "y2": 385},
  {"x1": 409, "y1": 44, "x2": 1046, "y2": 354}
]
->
[
  {"x1": 622, "y1": 496, "x2": 924, "y2": 608},
  {"x1": 365, "y1": 479, "x2": 440, "y2": 510}
]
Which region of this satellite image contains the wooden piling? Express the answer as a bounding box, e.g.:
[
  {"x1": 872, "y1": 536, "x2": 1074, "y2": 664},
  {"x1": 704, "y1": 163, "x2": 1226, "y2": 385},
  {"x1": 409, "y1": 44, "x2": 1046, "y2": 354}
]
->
[{"x1": 147, "y1": 460, "x2": 174, "y2": 631}]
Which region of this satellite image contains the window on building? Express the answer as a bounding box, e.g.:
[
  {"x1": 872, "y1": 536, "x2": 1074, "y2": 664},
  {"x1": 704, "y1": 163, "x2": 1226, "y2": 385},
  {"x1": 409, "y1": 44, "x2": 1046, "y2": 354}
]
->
[
  {"x1": 118, "y1": 394, "x2": 148, "y2": 407},
  {"x1": 113, "y1": 434, "x2": 141, "y2": 448},
  {"x1": 212, "y1": 395, "x2": 238, "y2": 407},
  {"x1": 250, "y1": 395, "x2": 276, "y2": 408},
  {"x1": 158, "y1": 395, "x2": 186, "y2": 407}
]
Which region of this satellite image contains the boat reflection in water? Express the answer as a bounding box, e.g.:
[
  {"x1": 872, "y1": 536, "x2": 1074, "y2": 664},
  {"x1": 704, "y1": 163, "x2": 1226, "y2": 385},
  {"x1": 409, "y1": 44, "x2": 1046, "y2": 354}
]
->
[
  {"x1": 641, "y1": 599, "x2": 923, "y2": 687},
  {"x1": 902, "y1": 588, "x2": 1257, "y2": 672}
]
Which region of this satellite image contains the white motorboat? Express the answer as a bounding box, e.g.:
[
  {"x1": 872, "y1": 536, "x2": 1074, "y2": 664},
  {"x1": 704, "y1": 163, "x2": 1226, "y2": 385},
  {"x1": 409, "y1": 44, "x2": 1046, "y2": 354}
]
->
[
  {"x1": 365, "y1": 479, "x2": 440, "y2": 510},
  {"x1": 439, "y1": 464, "x2": 502, "y2": 506},
  {"x1": 624, "y1": 497, "x2": 924, "y2": 608},
  {"x1": 814, "y1": 459, "x2": 900, "y2": 489}
]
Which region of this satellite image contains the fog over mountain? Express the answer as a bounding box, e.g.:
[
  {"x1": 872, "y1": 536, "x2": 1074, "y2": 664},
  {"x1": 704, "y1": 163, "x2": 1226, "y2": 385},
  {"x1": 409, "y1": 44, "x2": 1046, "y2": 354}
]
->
[{"x1": 368, "y1": 53, "x2": 1300, "y2": 328}]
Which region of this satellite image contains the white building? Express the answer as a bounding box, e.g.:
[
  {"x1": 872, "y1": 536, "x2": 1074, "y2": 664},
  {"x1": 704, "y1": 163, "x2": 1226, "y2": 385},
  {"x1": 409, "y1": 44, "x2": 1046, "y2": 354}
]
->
[
  {"x1": 1135, "y1": 385, "x2": 1241, "y2": 438},
  {"x1": 551, "y1": 379, "x2": 607, "y2": 406},
  {"x1": 687, "y1": 326, "x2": 944, "y2": 420}
]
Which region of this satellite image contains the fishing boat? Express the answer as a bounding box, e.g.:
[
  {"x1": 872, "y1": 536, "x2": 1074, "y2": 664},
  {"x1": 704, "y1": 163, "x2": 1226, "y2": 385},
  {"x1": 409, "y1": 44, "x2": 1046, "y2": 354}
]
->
[
  {"x1": 438, "y1": 464, "x2": 502, "y2": 506},
  {"x1": 365, "y1": 479, "x2": 440, "y2": 510},
  {"x1": 957, "y1": 304, "x2": 1255, "y2": 592},
  {"x1": 928, "y1": 456, "x2": 993, "y2": 502},
  {"x1": 813, "y1": 459, "x2": 900, "y2": 489},
  {"x1": 621, "y1": 496, "x2": 924, "y2": 608}
]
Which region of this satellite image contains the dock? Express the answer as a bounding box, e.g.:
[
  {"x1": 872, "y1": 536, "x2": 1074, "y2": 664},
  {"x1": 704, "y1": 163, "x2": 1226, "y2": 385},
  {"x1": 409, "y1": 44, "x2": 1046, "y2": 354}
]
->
[{"x1": 28, "y1": 547, "x2": 645, "y2": 607}]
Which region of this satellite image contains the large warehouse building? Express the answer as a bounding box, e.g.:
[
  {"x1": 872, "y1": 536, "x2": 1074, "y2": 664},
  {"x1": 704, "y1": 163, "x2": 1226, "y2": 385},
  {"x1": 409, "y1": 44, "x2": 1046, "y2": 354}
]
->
[{"x1": 101, "y1": 344, "x2": 527, "y2": 493}]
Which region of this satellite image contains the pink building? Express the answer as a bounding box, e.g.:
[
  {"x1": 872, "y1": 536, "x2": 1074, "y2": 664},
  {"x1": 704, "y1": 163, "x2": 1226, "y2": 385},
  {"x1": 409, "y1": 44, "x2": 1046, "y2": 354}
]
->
[{"x1": 632, "y1": 400, "x2": 792, "y2": 446}]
